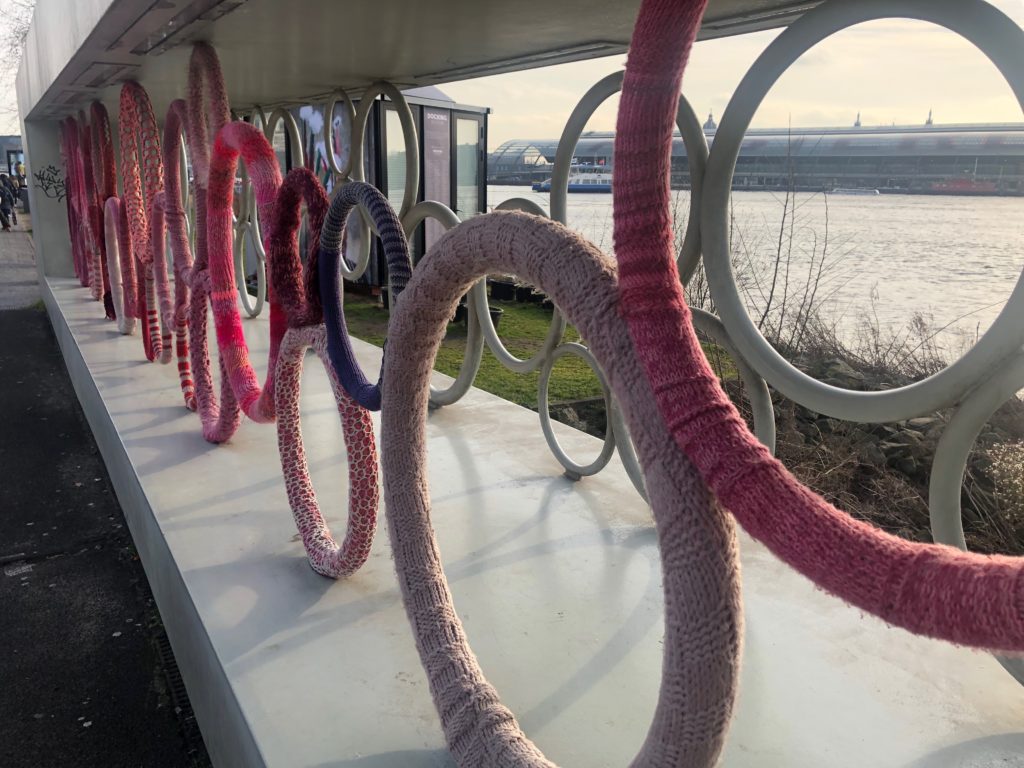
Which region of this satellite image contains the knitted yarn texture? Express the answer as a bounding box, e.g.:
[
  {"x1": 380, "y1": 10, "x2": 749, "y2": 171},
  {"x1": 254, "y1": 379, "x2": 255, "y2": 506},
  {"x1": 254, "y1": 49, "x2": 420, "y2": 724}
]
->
[
  {"x1": 154, "y1": 99, "x2": 200, "y2": 410},
  {"x1": 103, "y1": 196, "x2": 137, "y2": 336},
  {"x1": 77, "y1": 112, "x2": 104, "y2": 304},
  {"x1": 119, "y1": 80, "x2": 166, "y2": 362},
  {"x1": 274, "y1": 324, "x2": 380, "y2": 579},
  {"x1": 185, "y1": 43, "x2": 242, "y2": 443},
  {"x1": 89, "y1": 101, "x2": 116, "y2": 319},
  {"x1": 382, "y1": 211, "x2": 741, "y2": 768},
  {"x1": 318, "y1": 181, "x2": 413, "y2": 411},
  {"x1": 60, "y1": 117, "x2": 93, "y2": 291},
  {"x1": 612, "y1": 0, "x2": 1024, "y2": 651},
  {"x1": 207, "y1": 120, "x2": 283, "y2": 422},
  {"x1": 269, "y1": 166, "x2": 383, "y2": 577}
]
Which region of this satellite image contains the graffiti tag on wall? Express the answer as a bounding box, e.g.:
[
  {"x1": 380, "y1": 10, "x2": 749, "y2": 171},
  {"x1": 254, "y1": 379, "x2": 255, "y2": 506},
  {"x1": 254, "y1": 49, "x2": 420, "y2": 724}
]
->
[{"x1": 34, "y1": 165, "x2": 67, "y2": 202}]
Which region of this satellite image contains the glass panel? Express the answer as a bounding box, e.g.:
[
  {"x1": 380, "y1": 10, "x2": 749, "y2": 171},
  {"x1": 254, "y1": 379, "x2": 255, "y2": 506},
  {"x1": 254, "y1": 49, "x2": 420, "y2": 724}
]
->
[
  {"x1": 385, "y1": 108, "x2": 406, "y2": 211},
  {"x1": 422, "y1": 108, "x2": 451, "y2": 251},
  {"x1": 455, "y1": 117, "x2": 480, "y2": 219},
  {"x1": 330, "y1": 102, "x2": 352, "y2": 181},
  {"x1": 271, "y1": 121, "x2": 288, "y2": 173}
]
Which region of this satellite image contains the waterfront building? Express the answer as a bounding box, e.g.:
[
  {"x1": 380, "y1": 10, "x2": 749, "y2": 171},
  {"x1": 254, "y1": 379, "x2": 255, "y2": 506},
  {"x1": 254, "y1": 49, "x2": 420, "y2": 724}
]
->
[{"x1": 490, "y1": 120, "x2": 1024, "y2": 195}]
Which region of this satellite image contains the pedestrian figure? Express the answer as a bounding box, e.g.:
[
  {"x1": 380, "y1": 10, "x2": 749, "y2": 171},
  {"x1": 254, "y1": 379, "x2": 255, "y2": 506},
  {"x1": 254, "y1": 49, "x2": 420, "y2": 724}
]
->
[
  {"x1": 2, "y1": 174, "x2": 19, "y2": 225},
  {"x1": 0, "y1": 174, "x2": 16, "y2": 231}
]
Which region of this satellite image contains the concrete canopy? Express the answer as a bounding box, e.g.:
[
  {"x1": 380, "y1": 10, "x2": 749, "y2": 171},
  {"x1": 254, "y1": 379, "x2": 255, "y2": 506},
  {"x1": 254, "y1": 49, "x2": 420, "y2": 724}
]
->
[{"x1": 17, "y1": 0, "x2": 820, "y2": 124}]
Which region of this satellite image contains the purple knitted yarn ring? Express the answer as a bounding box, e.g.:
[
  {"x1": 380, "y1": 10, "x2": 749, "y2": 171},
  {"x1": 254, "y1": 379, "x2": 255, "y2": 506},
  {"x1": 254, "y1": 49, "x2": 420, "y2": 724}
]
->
[{"x1": 318, "y1": 181, "x2": 412, "y2": 411}]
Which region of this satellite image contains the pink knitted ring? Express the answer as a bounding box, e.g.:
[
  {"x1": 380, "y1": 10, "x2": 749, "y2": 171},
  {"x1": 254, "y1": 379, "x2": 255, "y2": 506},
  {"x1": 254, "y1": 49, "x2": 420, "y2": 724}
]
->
[
  {"x1": 275, "y1": 325, "x2": 379, "y2": 578},
  {"x1": 382, "y1": 211, "x2": 742, "y2": 767}
]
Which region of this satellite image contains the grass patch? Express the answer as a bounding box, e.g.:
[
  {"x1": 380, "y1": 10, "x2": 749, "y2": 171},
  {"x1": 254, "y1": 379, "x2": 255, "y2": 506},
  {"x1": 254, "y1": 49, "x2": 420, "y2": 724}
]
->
[
  {"x1": 343, "y1": 292, "x2": 738, "y2": 410},
  {"x1": 344, "y1": 293, "x2": 602, "y2": 409}
]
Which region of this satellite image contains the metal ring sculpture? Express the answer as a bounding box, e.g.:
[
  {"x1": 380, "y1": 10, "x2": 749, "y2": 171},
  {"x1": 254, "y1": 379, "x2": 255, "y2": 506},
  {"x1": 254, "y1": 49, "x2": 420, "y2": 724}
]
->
[
  {"x1": 318, "y1": 181, "x2": 413, "y2": 411},
  {"x1": 700, "y1": 0, "x2": 1024, "y2": 423},
  {"x1": 536, "y1": 342, "x2": 616, "y2": 479},
  {"x1": 325, "y1": 89, "x2": 356, "y2": 178},
  {"x1": 338, "y1": 81, "x2": 419, "y2": 281},
  {"x1": 233, "y1": 106, "x2": 271, "y2": 318},
  {"x1": 614, "y1": 0, "x2": 1024, "y2": 656},
  {"x1": 119, "y1": 81, "x2": 167, "y2": 363},
  {"x1": 929, "y1": 350, "x2": 1024, "y2": 685},
  {"x1": 400, "y1": 200, "x2": 485, "y2": 408}
]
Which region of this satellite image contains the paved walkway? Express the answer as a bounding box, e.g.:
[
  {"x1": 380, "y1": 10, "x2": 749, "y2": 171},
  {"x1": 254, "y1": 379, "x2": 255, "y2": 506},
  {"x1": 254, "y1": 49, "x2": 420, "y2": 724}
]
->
[
  {"x1": 0, "y1": 215, "x2": 39, "y2": 310},
  {"x1": 0, "y1": 222, "x2": 211, "y2": 767}
]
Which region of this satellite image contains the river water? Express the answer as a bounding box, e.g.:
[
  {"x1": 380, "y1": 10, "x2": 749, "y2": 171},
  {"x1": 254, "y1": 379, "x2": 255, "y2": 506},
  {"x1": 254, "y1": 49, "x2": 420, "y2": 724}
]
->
[{"x1": 487, "y1": 185, "x2": 1024, "y2": 359}]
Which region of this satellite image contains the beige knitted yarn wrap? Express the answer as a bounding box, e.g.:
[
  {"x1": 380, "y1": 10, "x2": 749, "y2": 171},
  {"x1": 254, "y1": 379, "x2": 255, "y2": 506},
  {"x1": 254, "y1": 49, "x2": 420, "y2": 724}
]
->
[{"x1": 382, "y1": 211, "x2": 742, "y2": 767}]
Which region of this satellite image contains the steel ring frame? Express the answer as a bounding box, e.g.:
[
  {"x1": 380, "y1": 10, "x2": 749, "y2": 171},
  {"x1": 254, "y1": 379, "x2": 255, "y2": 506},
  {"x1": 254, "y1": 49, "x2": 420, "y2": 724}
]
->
[
  {"x1": 325, "y1": 89, "x2": 356, "y2": 178},
  {"x1": 338, "y1": 82, "x2": 420, "y2": 281},
  {"x1": 538, "y1": 342, "x2": 617, "y2": 479},
  {"x1": 401, "y1": 200, "x2": 486, "y2": 408},
  {"x1": 929, "y1": 350, "x2": 1024, "y2": 685},
  {"x1": 350, "y1": 81, "x2": 419, "y2": 219},
  {"x1": 701, "y1": 0, "x2": 1024, "y2": 423},
  {"x1": 234, "y1": 217, "x2": 266, "y2": 318},
  {"x1": 549, "y1": 70, "x2": 707, "y2": 279},
  {"x1": 473, "y1": 197, "x2": 564, "y2": 374}
]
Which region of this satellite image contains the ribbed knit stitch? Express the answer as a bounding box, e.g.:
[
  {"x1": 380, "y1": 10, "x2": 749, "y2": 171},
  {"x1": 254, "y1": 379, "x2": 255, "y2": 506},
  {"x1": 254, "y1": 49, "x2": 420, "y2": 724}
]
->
[
  {"x1": 185, "y1": 43, "x2": 242, "y2": 443},
  {"x1": 612, "y1": 0, "x2": 1024, "y2": 651},
  {"x1": 119, "y1": 81, "x2": 167, "y2": 362},
  {"x1": 60, "y1": 117, "x2": 93, "y2": 291},
  {"x1": 318, "y1": 181, "x2": 413, "y2": 411},
  {"x1": 207, "y1": 120, "x2": 283, "y2": 422},
  {"x1": 155, "y1": 99, "x2": 199, "y2": 410},
  {"x1": 383, "y1": 211, "x2": 741, "y2": 768},
  {"x1": 77, "y1": 112, "x2": 104, "y2": 305},
  {"x1": 88, "y1": 102, "x2": 116, "y2": 318},
  {"x1": 275, "y1": 324, "x2": 380, "y2": 578}
]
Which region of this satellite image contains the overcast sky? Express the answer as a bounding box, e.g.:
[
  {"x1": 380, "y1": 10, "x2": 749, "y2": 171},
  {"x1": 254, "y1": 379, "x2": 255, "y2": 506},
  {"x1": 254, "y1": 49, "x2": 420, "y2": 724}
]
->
[
  {"x1": 5, "y1": 0, "x2": 1023, "y2": 143},
  {"x1": 442, "y1": 0, "x2": 1024, "y2": 150}
]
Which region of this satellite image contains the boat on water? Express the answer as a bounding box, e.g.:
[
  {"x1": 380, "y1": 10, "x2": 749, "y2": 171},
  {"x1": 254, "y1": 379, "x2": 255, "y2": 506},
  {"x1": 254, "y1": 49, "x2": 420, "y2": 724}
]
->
[
  {"x1": 929, "y1": 177, "x2": 999, "y2": 195},
  {"x1": 828, "y1": 187, "x2": 880, "y2": 196},
  {"x1": 532, "y1": 164, "x2": 612, "y2": 193}
]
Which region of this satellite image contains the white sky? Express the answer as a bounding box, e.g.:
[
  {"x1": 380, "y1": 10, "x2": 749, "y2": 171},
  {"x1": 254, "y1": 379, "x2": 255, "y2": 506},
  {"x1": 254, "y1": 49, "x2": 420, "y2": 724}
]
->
[
  {"x1": 441, "y1": 0, "x2": 1024, "y2": 150},
  {"x1": 5, "y1": 0, "x2": 1024, "y2": 144}
]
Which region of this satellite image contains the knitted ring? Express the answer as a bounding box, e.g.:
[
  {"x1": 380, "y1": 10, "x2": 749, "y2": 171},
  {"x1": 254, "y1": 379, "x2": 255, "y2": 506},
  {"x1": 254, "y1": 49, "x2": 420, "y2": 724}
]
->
[
  {"x1": 88, "y1": 103, "x2": 116, "y2": 318},
  {"x1": 119, "y1": 81, "x2": 166, "y2": 362},
  {"x1": 274, "y1": 325, "x2": 379, "y2": 578},
  {"x1": 103, "y1": 197, "x2": 136, "y2": 336},
  {"x1": 382, "y1": 210, "x2": 742, "y2": 767},
  {"x1": 184, "y1": 44, "x2": 241, "y2": 444},
  {"x1": 77, "y1": 111, "x2": 104, "y2": 304},
  {"x1": 318, "y1": 181, "x2": 412, "y2": 411},
  {"x1": 207, "y1": 120, "x2": 283, "y2": 423},
  {"x1": 340, "y1": 81, "x2": 418, "y2": 280},
  {"x1": 613, "y1": 0, "x2": 1024, "y2": 651}
]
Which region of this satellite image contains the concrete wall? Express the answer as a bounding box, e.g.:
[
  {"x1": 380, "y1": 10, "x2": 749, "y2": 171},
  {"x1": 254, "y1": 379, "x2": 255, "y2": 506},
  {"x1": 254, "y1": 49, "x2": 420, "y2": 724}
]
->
[{"x1": 23, "y1": 120, "x2": 72, "y2": 279}]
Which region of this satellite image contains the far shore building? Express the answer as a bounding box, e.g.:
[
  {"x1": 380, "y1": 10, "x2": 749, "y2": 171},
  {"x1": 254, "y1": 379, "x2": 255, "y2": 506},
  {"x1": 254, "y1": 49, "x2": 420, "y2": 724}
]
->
[{"x1": 489, "y1": 117, "x2": 1024, "y2": 196}]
